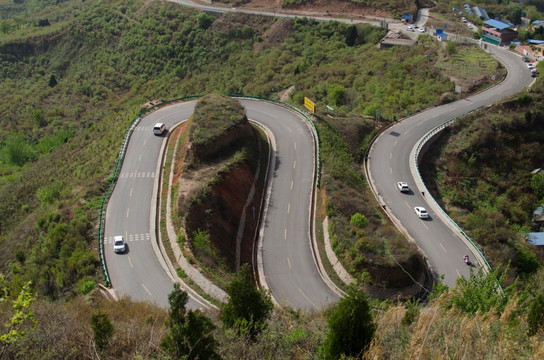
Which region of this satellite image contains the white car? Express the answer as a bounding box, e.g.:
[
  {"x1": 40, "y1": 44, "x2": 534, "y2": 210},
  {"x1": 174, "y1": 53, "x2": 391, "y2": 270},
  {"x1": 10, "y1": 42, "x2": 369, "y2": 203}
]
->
[
  {"x1": 407, "y1": 26, "x2": 414, "y2": 32},
  {"x1": 113, "y1": 235, "x2": 126, "y2": 253},
  {"x1": 418, "y1": 27, "x2": 425, "y2": 33},
  {"x1": 414, "y1": 207, "x2": 429, "y2": 219},
  {"x1": 397, "y1": 182, "x2": 410, "y2": 193},
  {"x1": 153, "y1": 122, "x2": 166, "y2": 135},
  {"x1": 527, "y1": 63, "x2": 534, "y2": 69}
]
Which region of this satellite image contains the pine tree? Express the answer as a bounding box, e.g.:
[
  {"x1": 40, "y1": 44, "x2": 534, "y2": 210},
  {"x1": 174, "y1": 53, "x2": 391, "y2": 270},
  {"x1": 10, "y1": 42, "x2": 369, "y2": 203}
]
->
[
  {"x1": 220, "y1": 263, "x2": 273, "y2": 337},
  {"x1": 91, "y1": 313, "x2": 113, "y2": 351},
  {"x1": 161, "y1": 283, "x2": 219, "y2": 360},
  {"x1": 323, "y1": 283, "x2": 375, "y2": 359}
]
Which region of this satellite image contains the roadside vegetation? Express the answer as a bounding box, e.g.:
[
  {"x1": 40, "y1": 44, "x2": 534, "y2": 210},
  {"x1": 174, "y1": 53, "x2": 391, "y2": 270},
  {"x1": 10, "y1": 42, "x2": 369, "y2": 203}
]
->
[{"x1": 3, "y1": 266, "x2": 544, "y2": 359}]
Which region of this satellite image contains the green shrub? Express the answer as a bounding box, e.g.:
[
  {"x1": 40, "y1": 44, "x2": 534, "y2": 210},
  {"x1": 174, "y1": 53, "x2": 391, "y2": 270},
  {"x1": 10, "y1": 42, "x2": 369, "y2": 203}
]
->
[
  {"x1": 197, "y1": 12, "x2": 215, "y2": 30},
  {"x1": 220, "y1": 263, "x2": 273, "y2": 337},
  {"x1": 91, "y1": 313, "x2": 114, "y2": 351},
  {"x1": 323, "y1": 283, "x2": 375, "y2": 359},
  {"x1": 351, "y1": 212, "x2": 369, "y2": 228},
  {"x1": 192, "y1": 229, "x2": 210, "y2": 254},
  {"x1": 515, "y1": 244, "x2": 541, "y2": 276},
  {"x1": 77, "y1": 276, "x2": 96, "y2": 294}
]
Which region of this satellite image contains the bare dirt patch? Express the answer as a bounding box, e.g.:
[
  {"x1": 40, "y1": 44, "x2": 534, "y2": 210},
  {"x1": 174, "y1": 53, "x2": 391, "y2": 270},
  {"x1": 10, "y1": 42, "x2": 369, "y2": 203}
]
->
[
  {"x1": 254, "y1": 18, "x2": 293, "y2": 51},
  {"x1": 203, "y1": 0, "x2": 395, "y2": 20},
  {"x1": 236, "y1": 0, "x2": 393, "y2": 19}
]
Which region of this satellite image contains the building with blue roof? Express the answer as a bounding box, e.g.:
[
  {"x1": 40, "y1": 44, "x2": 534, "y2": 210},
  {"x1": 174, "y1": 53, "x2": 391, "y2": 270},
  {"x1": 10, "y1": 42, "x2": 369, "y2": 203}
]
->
[
  {"x1": 524, "y1": 233, "x2": 544, "y2": 246},
  {"x1": 482, "y1": 19, "x2": 518, "y2": 45},
  {"x1": 402, "y1": 13, "x2": 414, "y2": 23},
  {"x1": 435, "y1": 28, "x2": 449, "y2": 42},
  {"x1": 473, "y1": 6, "x2": 489, "y2": 20}
]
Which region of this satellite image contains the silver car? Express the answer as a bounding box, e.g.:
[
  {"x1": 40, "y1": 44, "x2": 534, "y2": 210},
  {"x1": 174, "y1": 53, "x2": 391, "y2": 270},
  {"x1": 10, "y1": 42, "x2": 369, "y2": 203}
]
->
[{"x1": 113, "y1": 235, "x2": 126, "y2": 253}]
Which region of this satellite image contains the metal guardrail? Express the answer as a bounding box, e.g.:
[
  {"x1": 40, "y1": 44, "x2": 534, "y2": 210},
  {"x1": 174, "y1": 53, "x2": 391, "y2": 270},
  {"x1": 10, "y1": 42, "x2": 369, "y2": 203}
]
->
[
  {"x1": 413, "y1": 118, "x2": 504, "y2": 294},
  {"x1": 97, "y1": 94, "x2": 321, "y2": 286},
  {"x1": 97, "y1": 95, "x2": 202, "y2": 287}
]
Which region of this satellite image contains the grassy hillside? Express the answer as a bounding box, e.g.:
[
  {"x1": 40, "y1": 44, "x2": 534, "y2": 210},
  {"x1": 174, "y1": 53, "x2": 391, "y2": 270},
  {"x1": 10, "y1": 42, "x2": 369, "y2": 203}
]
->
[{"x1": 0, "y1": 0, "x2": 492, "y2": 299}]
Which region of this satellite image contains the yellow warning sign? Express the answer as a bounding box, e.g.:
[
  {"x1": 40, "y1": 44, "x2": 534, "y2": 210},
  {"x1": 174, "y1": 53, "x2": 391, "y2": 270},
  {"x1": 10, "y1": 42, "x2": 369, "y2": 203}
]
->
[{"x1": 304, "y1": 97, "x2": 315, "y2": 113}]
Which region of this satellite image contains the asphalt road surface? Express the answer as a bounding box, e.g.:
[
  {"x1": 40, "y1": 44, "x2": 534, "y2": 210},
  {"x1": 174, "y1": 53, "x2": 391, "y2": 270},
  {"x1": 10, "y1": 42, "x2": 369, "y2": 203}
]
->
[
  {"x1": 104, "y1": 101, "x2": 207, "y2": 309},
  {"x1": 368, "y1": 45, "x2": 534, "y2": 288},
  {"x1": 104, "y1": 99, "x2": 341, "y2": 310},
  {"x1": 240, "y1": 99, "x2": 341, "y2": 311}
]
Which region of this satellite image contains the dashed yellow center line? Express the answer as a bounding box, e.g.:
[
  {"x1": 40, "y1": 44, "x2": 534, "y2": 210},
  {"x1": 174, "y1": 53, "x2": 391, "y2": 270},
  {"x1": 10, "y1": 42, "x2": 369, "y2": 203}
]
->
[
  {"x1": 293, "y1": 160, "x2": 296, "y2": 169},
  {"x1": 291, "y1": 181, "x2": 294, "y2": 190},
  {"x1": 422, "y1": 222, "x2": 429, "y2": 230},
  {"x1": 284, "y1": 228, "x2": 287, "y2": 240},
  {"x1": 394, "y1": 140, "x2": 398, "y2": 146},
  {"x1": 130, "y1": 188, "x2": 133, "y2": 197},
  {"x1": 287, "y1": 126, "x2": 292, "y2": 133},
  {"x1": 390, "y1": 167, "x2": 393, "y2": 174},
  {"x1": 128, "y1": 256, "x2": 133, "y2": 268},
  {"x1": 439, "y1": 242, "x2": 447, "y2": 254},
  {"x1": 456, "y1": 268, "x2": 461, "y2": 278},
  {"x1": 142, "y1": 283, "x2": 152, "y2": 296},
  {"x1": 143, "y1": 139, "x2": 147, "y2": 146},
  {"x1": 126, "y1": 208, "x2": 130, "y2": 218},
  {"x1": 298, "y1": 288, "x2": 318, "y2": 309},
  {"x1": 390, "y1": 153, "x2": 392, "y2": 159},
  {"x1": 294, "y1": 142, "x2": 297, "y2": 150},
  {"x1": 287, "y1": 257, "x2": 292, "y2": 270},
  {"x1": 139, "y1": 153, "x2": 142, "y2": 161},
  {"x1": 287, "y1": 203, "x2": 291, "y2": 214}
]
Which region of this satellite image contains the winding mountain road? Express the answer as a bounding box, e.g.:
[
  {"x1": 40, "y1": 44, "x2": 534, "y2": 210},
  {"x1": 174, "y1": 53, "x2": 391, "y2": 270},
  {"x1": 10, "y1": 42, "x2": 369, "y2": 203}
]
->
[
  {"x1": 104, "y1": 99, "x2": 341, "y2": 310},
  {"x1": 368, "y1": 45, "x2": 534, "y2": 287},
  {"x1": 103, "y1": 2, "x2": 534, "y2": 309}
]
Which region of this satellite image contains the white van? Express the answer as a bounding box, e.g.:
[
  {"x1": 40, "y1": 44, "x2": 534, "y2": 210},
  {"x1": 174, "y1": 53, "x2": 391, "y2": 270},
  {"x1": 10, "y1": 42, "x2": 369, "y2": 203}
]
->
[{"x1": 153, "y1": 123, "x2": 166, "y2": 135}]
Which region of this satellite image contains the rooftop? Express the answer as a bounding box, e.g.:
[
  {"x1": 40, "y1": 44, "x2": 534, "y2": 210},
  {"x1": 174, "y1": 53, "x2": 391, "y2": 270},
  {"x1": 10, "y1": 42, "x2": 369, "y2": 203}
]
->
[
  {"x1": 524, "y1": 232, "x2": 544, "y2": 246},
  {"x1": 484, "y1": 19, "x2": 514, "y2": 30}
]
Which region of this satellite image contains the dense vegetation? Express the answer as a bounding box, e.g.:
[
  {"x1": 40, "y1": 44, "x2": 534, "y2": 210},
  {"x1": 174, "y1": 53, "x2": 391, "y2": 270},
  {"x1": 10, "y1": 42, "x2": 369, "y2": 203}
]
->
[
  {"x1": 316, "y1": 114, "x2": 427, "y2": 291},
  {"x1": 0, "y1": 0, "x2": 489, "y2": 299},
  {"x1": 3, "y1": 266, "x2": 544, "y2": 358},
  {"x1": 189, "y1": 93, "x2": 247, "y2": 148}
]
